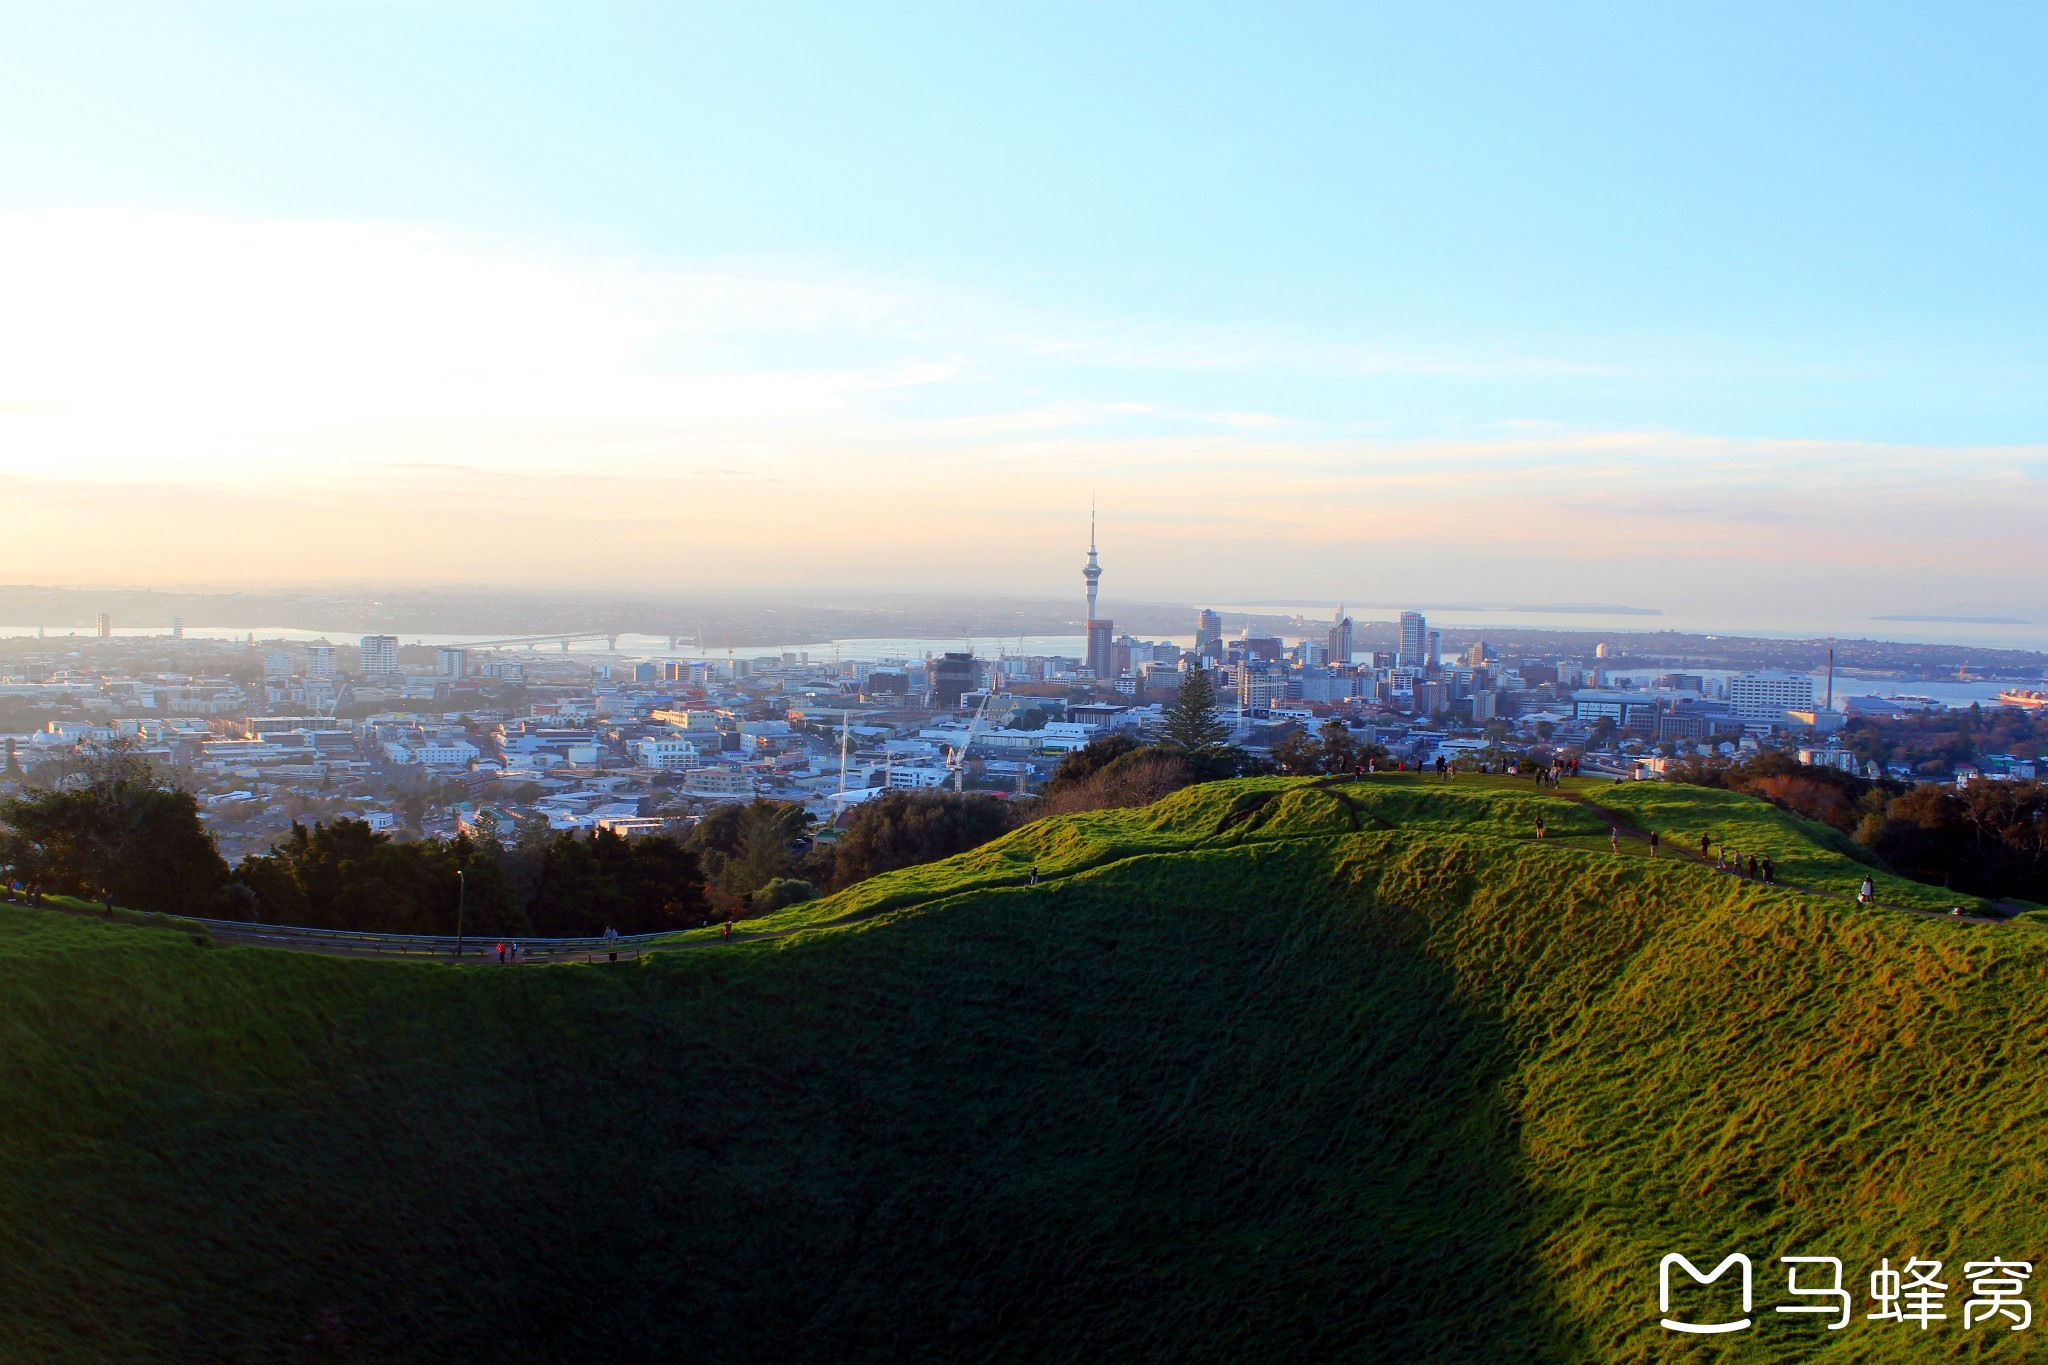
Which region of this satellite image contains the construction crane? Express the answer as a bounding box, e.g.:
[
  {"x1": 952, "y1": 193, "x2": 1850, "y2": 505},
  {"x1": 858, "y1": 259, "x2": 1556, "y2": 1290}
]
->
[
  {"x1": 947, "y1": 689, "x2": 995, "y2": 795},
  {"x1": 832, "y1": 708, "x2": 852, "y2": 827}
]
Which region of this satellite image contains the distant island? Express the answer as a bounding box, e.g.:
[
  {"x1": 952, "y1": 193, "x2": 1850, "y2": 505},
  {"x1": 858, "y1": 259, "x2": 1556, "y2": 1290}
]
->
[{"x1": 1873, "y1": 613, "x2": 2033, "y2": 626}]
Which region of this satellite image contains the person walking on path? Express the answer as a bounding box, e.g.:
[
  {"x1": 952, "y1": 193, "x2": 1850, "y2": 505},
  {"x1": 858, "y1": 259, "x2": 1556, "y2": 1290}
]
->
[
  {"x1": 1648, "y1": 831, "x2": 1660, "y2": 856},
  {"x1": 1761, "y1": 855, "x2": 1774, "y2": 884},
  {"x1": 1535, "y1": 813, "x2": 1547, "y2": 838},
  {"x1": 1028, "y1": 866, "x2": 1040, "y2": 885},
  {"x1": 1746, "y1": 855, "x2": 1759, "y2": 880},
  {"x1": 721, "y1": 920, "x2": 733, "y2": 942},
  {"x1": 1858, "y1": 875, "x2": 1875, "y2": 906},
  {"x1": 1699, "y1": 832, "x2": 1711, "y2": 861},
  {"x1": 1611, "y1": 828, "x2": 1621, "y2": 854}
]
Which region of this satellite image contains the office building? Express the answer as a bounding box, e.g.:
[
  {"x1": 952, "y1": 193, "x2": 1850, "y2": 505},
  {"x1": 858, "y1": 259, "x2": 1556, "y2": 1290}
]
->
[
  {"x1": 1196, "y1": 608, "x2": 1223, "y2": 660},
  {"x1": 359, "y1": 635, "x2": 402, "y2": 677},
  {"x1": 1729, "y1": 672, "x2": 1817, "y2": 727},
  {"x1": 1236, "y1": 662, "x2": 1284, "y2": 711},
  {"x1": 96, "y1": 612, "x2": 112, "y2": 639},
  {"x1": 437, "y1": 647, "x2": 470, "y2": 679},
  {"x1": 1327, "y1": 606, "x2": 1354, "y2": 666},
  {"x1": 1398, "y1": 611, "x2": 1427, "y2": 669}
]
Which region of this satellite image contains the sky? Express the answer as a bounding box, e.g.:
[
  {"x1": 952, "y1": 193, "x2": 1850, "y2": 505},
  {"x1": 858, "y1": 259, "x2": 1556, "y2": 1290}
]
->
[{"x1": 1, "y1": 3, "x2": 2045, "y2": 636}]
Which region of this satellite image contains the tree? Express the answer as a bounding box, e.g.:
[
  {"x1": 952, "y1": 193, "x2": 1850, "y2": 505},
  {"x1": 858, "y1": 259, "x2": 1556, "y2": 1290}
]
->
[
  {"x1": 1318, "y1": 721, "x2": 1366, "y2": 774},
  {"x1": 1159, "y1": 668, "x2": 1230, "y2": 751},
  {"x1": 525, "y1": 829, "x2": 711, "y2": 936},
  {"x1": 1044, "y1": 735, "x2": 1142, "y2": 792},
  {"x1": 683, "y1": 800, "x2": 814, "y2": 900},
  {"x1": 1036, "y1": 743, "x2": 1196, "y2": 816},
  {"x1": 832, "y1": 790, "x2": 1017, "y2": 888},
  {"x1": 0, "y1": 744, "x2": 229, "y2": 916},
  {"x1": 1270, "y1": 730, "x2": 1322, "y2": 775}
]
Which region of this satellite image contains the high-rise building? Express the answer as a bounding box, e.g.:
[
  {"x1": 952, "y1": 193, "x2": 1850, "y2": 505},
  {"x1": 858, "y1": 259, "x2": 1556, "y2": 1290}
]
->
[
  {"x1": 1327, "y1": 605, "x2": 1354, "y2": 666},
  {"x1": 1728, "y1": 672, "x2": 1816, "y2": 727},
  {"x1": 1236, "y1": 661, "x2": 1283, "y2": 712},
  {"x1": 1196, "y1": 608, "x2": 1223, "y2": 660},
  {"x1": 359, "y1": 634, "x2": 401, "y2": 677},
  {"x1": 1085, "y1": 620, "x2": 1114, "y2": 680},
  {"x1": 437, "y1": 647, "x2": 470, "y2": 679},
  {"x1": 1082, "y1": 509, "x2": 1113, "y2": 678},
  {"x1": 95, "y1": 612, "x2": 112, "y2": 639},
  {"x1": 171, "y1": 615, "x2": 184, "y2": 640},
  {"x1": 1398, "y1": 611, "x2": 1427, "y2": 668},
  {"x1": 306, "y1": 641, "x2": 336, "y2": 679},
  {"x1": 929, "y1": 652, "x2": 978, "y2": 708},
  {"x1": 1427, "y1": 630, "x2": 1442, "y2": 670}
]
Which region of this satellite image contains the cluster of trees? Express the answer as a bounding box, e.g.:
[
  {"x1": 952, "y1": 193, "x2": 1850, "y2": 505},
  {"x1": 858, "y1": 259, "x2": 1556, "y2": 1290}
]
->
[
  {"x1": 0, "y1": 747, "x2": 227, "y2": 917},
  {"x1": 1670, "y1": 750, "x2": 2048, "y2": 903},
  {"x1": 1269, "y1": 721, "x2": 1389, "y2": 778},
  {"x1": 1838, "y1": 704, "x2": 2048, "y2": 778},
  {"x1": 0, "y1": 747, "x2": 720, "y2": 935}
]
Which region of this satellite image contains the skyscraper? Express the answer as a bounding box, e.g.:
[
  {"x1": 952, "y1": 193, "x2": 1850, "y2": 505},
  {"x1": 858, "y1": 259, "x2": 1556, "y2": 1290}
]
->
[
  {"x1": 1426, "y1": 629, "x2": 1442, "y2": 671},
  {"x1": 1196, "y1": 608, "x2": 1223, "y2": 660},
  {"x1": 1083, "y1": 509, "x2": 1113, "y2": 679},
  {"x1": 359, "y1": 634, "x2": 401, "y2": 677},
  {"x1": 1398, "y1": 611, "x2": 1426, "y2": 668},
  {"x1": 1327, "y1": 604, "x2": 1354, "y2": 666},
  {"x1": 95, "y1": 612, "x2": 112, "y2": 639}
]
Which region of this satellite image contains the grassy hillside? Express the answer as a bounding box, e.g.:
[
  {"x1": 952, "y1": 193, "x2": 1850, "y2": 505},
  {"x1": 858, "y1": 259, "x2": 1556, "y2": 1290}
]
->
[{"x1": 2, "y1": 775, "x2": 2044, "y2": 1362}]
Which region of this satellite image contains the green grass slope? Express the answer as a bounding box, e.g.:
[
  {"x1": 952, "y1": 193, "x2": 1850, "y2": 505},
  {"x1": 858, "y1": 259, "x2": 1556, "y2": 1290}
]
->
[{"x1": 2, "y1": 775, "x2": 2044, "y2": 1363}]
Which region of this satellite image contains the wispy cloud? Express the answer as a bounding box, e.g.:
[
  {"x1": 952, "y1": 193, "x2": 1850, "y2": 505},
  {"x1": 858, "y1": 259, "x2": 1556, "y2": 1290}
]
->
[{"x1": 2, "y1": 208, "x2": 2044, "y2": 627}]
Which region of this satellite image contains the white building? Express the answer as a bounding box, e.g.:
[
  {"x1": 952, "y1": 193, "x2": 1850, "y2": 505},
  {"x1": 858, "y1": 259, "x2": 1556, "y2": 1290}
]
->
[
  {"x1": 1728, "y1": 672, "x2": 1817, "y2": 727},
  {"x1": 682, "y1": 768, "x2": 756, "y2": 801},
  {"x1": 382, "y1": 740, "x2": 480, "y2": 767},
  {"x1": 359, "y1": 635, "x2": 402, "y2": 677},
  {"x1": 1796, "y1": 747, "x2": 1860, "y2": 774},
  {"x1": 635, "y1": 734, "x2": 702, "y2": 770},
  {"x1": 887, "y1": 765, "x2": 953, "y2": 789},
  {"x1": 306, "y1": 641, "x2": 336, "y2": 679}
]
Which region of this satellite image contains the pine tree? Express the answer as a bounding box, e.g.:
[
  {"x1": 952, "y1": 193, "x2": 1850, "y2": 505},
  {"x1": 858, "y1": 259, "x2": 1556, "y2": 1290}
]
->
[{"x1": 1160, "y1": 667, "x2": 1230, "y2": 751}]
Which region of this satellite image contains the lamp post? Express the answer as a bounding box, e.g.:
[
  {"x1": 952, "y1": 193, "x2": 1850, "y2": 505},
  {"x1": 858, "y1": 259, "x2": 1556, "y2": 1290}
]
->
[{"x1": 454, "y1": 868, "x2": 467, "y2": 959}]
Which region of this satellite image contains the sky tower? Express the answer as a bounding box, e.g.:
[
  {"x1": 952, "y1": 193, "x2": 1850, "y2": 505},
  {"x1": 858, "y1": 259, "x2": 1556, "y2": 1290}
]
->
[
  {"x1": 1082, "y1": 505, "x2": 1102, "y2": 621},
  {"x1": 1083, "y1": 506, "x2": 1112, "y2": 679}
]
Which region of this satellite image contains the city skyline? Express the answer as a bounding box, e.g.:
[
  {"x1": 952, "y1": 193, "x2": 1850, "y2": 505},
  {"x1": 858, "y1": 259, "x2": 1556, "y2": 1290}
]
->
[{"x1": 2, "y1": 5, "x2": 2045, "y2": 632}]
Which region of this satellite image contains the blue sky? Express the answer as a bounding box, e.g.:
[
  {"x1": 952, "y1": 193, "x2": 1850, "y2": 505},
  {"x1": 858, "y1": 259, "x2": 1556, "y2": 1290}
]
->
[{"x1": 1, "y1": 3, "x2": 2043, "y2": 631}]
